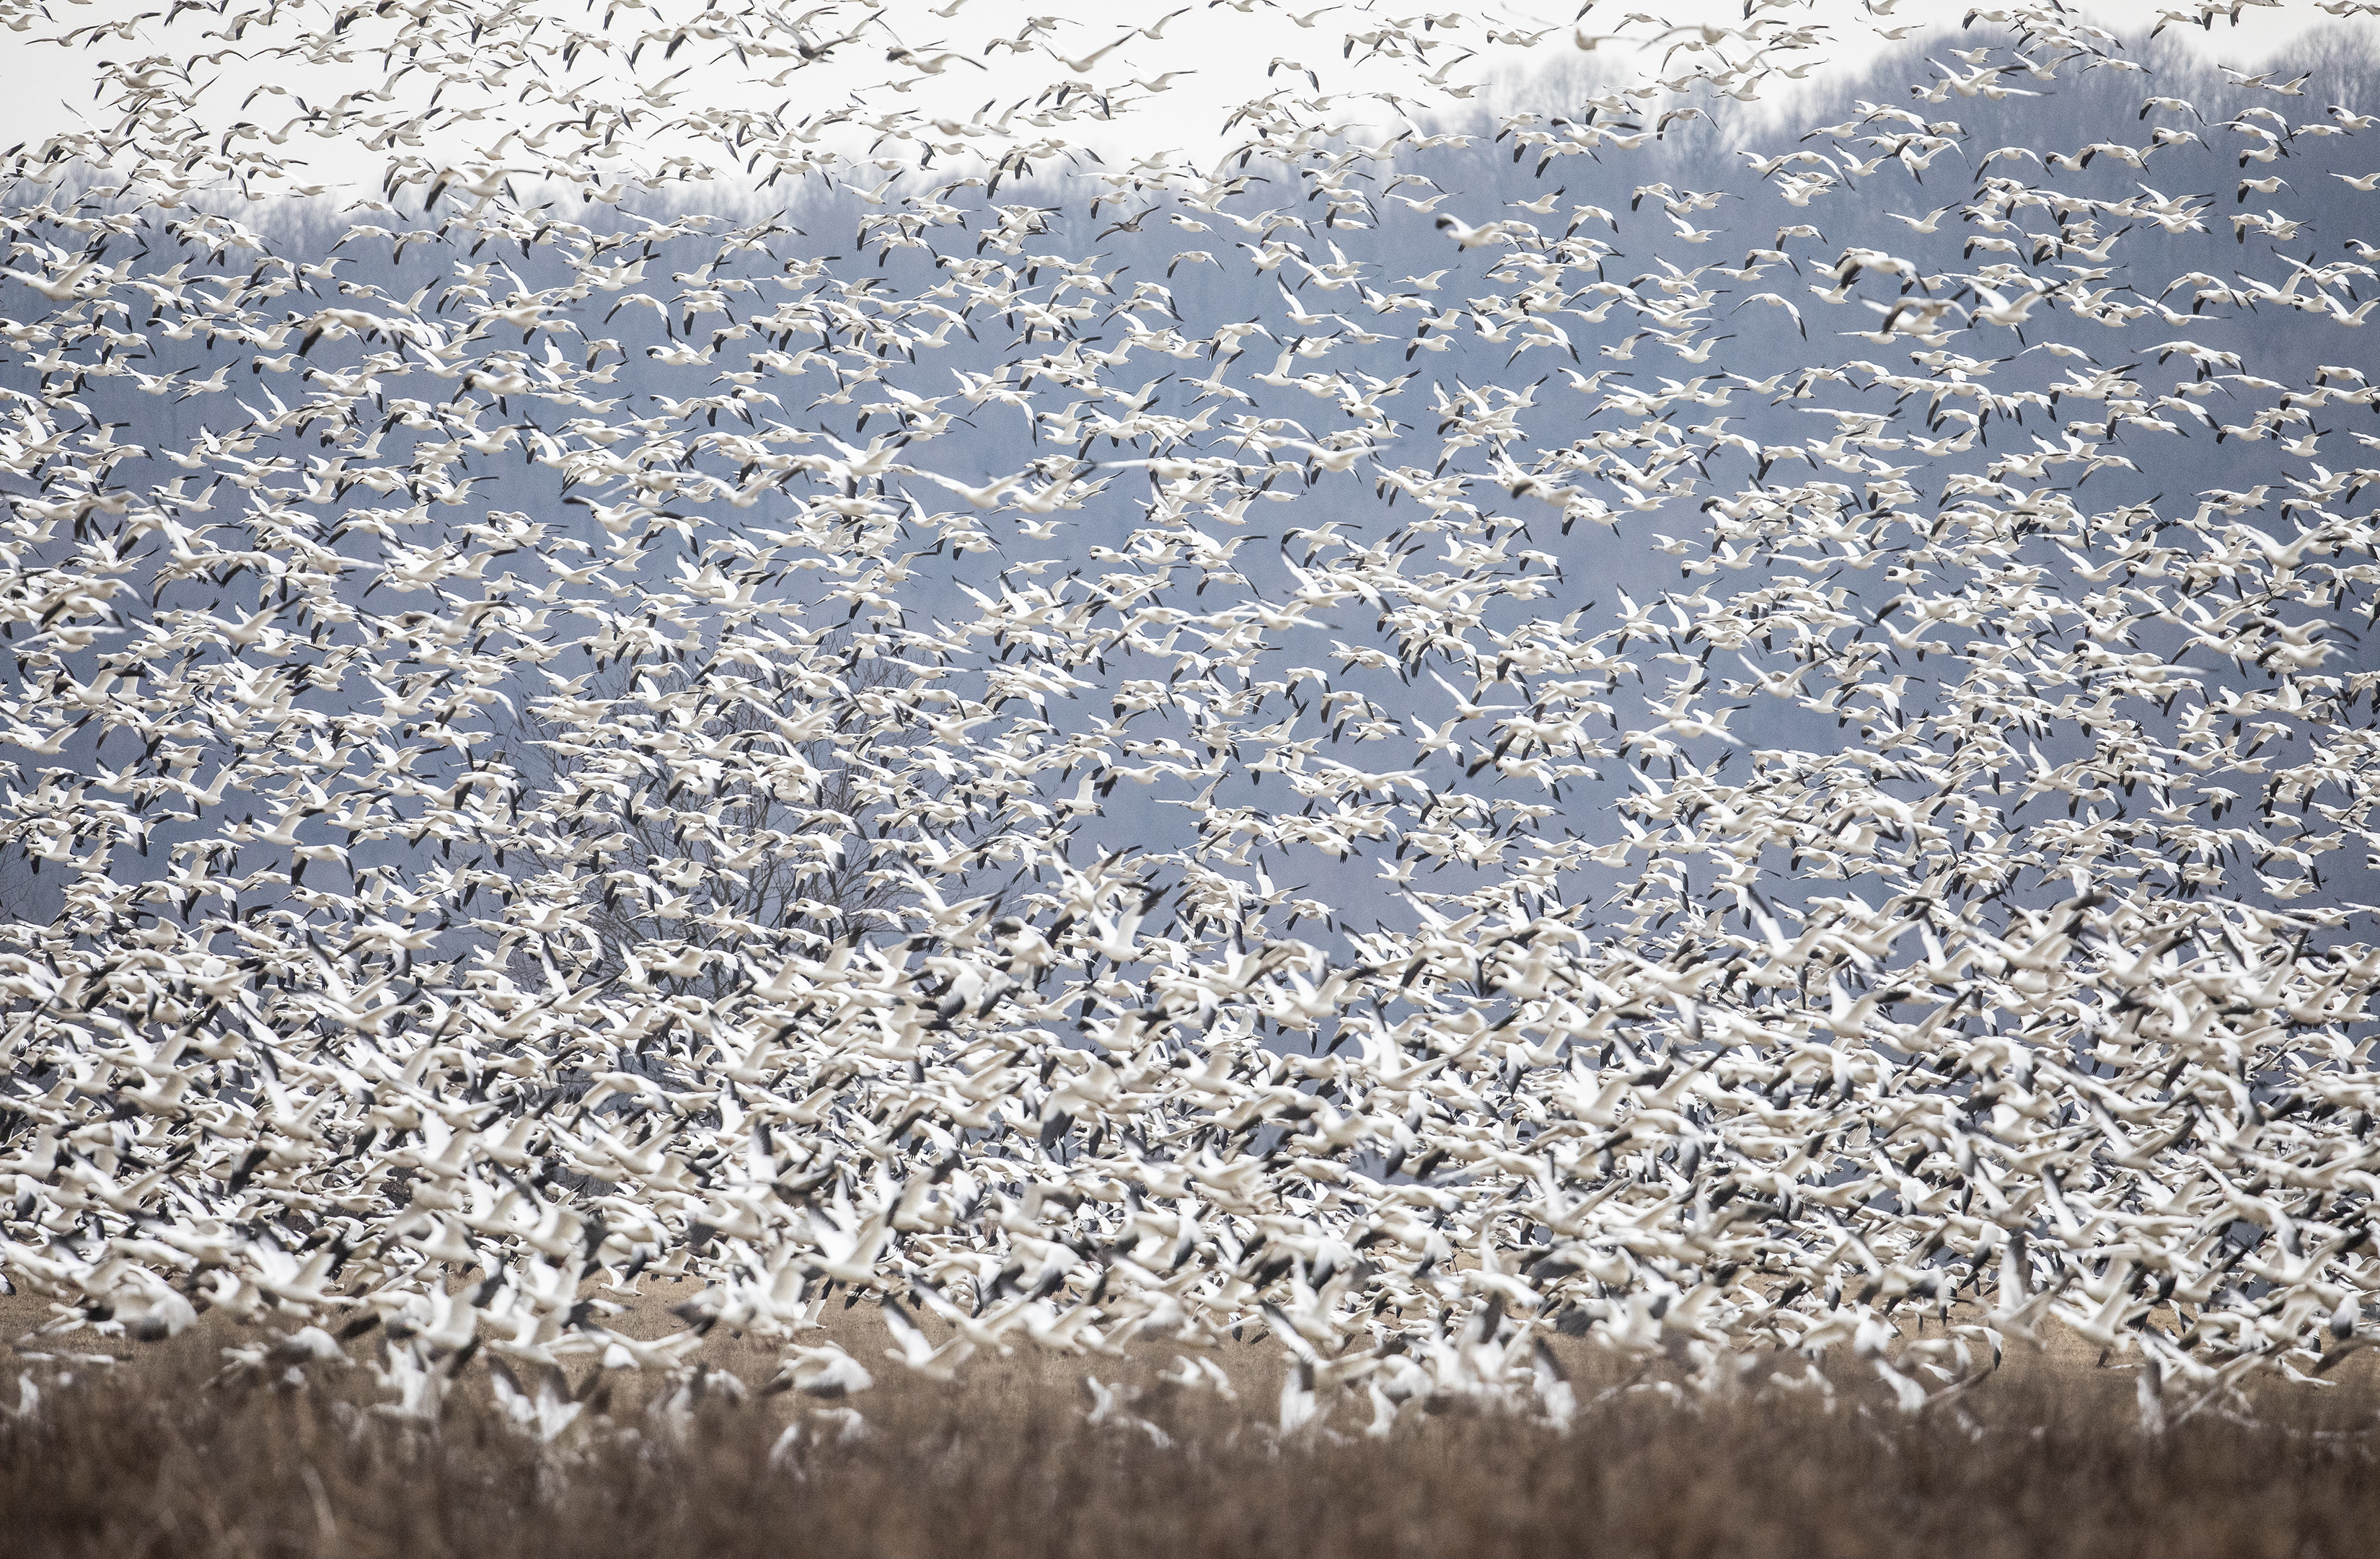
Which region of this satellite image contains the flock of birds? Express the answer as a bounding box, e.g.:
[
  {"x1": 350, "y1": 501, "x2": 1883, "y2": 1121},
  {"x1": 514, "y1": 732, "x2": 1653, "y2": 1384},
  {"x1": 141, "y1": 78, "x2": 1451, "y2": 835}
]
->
[{"x1": 3, "y1": 0, "x2": 2380, "y2": 1443}]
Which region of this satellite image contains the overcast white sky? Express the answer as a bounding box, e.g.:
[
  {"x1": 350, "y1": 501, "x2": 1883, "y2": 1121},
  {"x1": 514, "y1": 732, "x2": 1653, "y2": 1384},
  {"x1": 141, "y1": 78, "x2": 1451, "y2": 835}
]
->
[{"x1": 0, "y1": 0, "x2": 2365, "y2": 208}]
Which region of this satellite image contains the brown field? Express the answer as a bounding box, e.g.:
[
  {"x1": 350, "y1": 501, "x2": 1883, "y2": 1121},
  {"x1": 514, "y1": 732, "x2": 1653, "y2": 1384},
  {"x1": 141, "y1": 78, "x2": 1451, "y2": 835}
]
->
[{"x1": 2, "y1": 1286, "x2": 2377, "y2": 1559}]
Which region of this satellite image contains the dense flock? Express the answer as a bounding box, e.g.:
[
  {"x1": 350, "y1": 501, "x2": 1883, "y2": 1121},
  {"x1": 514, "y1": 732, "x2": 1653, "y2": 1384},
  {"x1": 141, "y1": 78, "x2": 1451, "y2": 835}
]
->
[{"x1": 3, "y1": 0, "x2": 2380, "y2": 1443}]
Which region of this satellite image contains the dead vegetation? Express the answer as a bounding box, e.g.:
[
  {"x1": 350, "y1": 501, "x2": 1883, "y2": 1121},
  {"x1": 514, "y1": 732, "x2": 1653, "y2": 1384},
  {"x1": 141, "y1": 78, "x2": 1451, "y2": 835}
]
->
[{"x1": 4, "y1": 1306, "x2": 2378, "y2": 1559}]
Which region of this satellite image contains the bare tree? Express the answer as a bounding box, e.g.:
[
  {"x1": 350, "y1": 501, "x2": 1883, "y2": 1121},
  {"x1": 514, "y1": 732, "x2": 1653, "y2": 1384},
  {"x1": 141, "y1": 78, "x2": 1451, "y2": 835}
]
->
[{"x1": 492, "y1": 635, "x2": 942, "y2": 1004}]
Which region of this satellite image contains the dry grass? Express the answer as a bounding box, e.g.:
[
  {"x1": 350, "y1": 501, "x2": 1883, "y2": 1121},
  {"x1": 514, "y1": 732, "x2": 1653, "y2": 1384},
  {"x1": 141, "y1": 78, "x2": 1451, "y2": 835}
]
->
[{"x1": 4, "y1": 1293, "x2": 2379, "y2": 1559}]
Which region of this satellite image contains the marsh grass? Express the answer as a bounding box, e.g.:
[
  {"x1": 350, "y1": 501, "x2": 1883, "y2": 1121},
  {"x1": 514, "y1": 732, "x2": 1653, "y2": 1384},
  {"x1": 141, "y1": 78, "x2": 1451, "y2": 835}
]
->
[{"x1": 4, "y1": 1309, "x2": 2379, "y2": 1559}]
